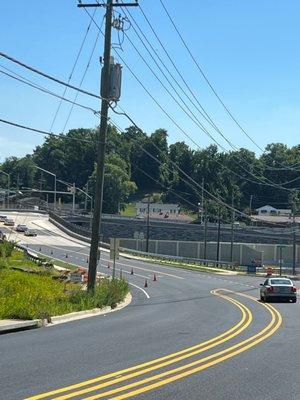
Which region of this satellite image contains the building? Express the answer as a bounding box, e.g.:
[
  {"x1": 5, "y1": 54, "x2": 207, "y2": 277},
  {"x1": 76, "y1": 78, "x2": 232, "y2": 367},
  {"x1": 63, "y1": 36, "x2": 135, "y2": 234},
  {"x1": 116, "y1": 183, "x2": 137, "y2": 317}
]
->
[
  {"x1": 255, "y1": 205, "x2": 291, "y2": 216},
  {"x1": 136, "y1": 201, "x2": 180, "y2": 219}
]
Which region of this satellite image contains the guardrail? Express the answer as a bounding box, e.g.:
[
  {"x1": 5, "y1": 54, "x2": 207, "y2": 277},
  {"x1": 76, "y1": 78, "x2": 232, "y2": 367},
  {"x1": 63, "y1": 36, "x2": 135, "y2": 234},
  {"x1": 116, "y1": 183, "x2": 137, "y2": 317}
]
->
[{"x1": 120, "y1": 247, "x2": 239, "y2": 270}]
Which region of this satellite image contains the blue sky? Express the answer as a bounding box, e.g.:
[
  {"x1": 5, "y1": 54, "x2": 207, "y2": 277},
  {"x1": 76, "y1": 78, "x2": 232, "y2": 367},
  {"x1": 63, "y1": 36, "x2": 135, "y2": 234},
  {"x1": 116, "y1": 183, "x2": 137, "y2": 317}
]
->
[{"x1": 0, "y1": 0, "x2": 300, "y2": 161}]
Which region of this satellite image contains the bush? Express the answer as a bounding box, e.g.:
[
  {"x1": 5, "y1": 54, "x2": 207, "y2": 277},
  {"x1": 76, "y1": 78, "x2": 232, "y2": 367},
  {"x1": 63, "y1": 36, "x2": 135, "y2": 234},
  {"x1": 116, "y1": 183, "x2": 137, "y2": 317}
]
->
[
  {"x1": 0, "y1": 241, "x2": 15, "y2": 258},
  {"x1": 0, "y1": 270, "x2": 129, "y2": 320}
]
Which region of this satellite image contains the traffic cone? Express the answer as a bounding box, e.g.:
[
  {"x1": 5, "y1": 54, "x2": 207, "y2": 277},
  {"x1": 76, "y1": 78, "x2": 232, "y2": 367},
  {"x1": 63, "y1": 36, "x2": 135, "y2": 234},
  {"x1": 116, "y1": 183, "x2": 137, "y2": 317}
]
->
[
  {"x1": 130, "y1": 268, "x2": 134, "y2": 275},
  {"x1": 144, "y1": 279, "x2": 148, "y2": 288},
  {"x1": 66, "y1": 253, "x2": 68, "y2": 259},
  {"x1": 86, "y1": 257, "x2": 89, "y2": 263},
  {"x1": 153, "y1": 273, "x2": 157, "y2": 282}
]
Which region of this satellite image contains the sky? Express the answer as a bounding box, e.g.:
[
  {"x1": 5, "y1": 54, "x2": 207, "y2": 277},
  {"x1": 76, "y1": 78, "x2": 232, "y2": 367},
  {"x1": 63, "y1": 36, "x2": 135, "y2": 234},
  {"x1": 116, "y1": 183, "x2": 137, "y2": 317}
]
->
[{"x1": 0, "y1": 0, "x2": 300, "y2": 161}]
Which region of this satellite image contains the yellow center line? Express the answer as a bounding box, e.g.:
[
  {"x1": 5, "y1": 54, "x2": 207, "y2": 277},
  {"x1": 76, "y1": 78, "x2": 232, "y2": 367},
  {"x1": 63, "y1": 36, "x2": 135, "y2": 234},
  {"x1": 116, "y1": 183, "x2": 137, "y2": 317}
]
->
[
  {"x1": 25, "y1": 290, "x2": 251, "y2": 400},
  {"x1": 102, "y1": 291, "x2": 282, "y2": 400}
]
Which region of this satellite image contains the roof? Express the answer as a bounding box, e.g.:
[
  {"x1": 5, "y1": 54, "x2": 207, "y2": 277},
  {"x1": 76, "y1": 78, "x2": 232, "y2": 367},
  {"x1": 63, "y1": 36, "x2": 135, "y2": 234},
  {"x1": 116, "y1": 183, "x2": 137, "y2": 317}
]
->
[{"x1": 255, "y1": 205, "x2": 277, "y2": 211}]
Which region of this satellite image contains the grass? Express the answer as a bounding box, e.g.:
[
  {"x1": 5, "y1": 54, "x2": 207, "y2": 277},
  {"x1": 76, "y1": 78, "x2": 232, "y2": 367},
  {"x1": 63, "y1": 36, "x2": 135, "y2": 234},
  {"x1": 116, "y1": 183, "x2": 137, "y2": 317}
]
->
[
  {"x1": 0, "y1": 241, "x2": 129, "y2": 320},
  {"x1": 121, "y1": 203, "x2": 136, "y2": 216},
  {"x1": 0, "y1": 269, "x2": 129, "y2": 320}
]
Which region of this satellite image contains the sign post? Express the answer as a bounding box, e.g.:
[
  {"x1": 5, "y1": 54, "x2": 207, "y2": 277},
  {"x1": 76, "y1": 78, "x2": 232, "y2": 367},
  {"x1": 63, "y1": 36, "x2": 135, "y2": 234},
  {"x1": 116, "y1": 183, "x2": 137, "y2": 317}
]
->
[{"x1": 110, "y1": 238, "x2": 120, "y2": 279}]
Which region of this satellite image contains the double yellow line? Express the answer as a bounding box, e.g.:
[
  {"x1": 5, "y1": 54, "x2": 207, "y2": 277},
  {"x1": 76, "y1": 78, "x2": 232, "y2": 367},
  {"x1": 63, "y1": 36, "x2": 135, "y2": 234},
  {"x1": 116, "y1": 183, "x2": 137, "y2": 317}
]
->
[{"x1": 25, "y1": 289, "x2": 282, "y2": 400}]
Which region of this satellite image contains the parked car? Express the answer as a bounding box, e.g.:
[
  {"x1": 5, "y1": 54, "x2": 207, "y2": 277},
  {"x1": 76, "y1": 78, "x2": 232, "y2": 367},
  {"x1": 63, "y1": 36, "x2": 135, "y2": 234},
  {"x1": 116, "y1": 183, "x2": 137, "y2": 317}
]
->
[
  {"x1": 260, "y1": 277, "x2": 297, "y2": 303},
  {"x1": 15, "y1": 224, "x2": 28, "y2": 232},
  {"x1": 24, "y1": 229, "x2": 37, "y2": 237},
  {"x1": 0, "y1": 215, "x2": 7, "y2": 222},
  {"x1": 4, "y1": 218, "x2": 14, "y2": 226}
]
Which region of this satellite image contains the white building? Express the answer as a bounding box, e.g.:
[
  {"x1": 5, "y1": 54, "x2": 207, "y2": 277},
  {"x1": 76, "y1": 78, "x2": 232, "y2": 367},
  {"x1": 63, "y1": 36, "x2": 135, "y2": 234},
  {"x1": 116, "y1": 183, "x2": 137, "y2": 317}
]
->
[
  {"x1": 136, "y1": 201, "x2": 180, "y2": 217},
  {"x1": 255, "y1": 205, "x2": 291, "y2": 216}
]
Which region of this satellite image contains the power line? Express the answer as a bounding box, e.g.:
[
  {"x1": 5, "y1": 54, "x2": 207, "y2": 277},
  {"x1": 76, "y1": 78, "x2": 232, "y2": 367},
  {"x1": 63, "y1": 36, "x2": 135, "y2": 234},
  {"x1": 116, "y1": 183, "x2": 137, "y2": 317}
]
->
[
  {"x1": 0, "y1": 51, "x2": 105, "y2": 102},
  {"x1": 49, "y1": 7, "x2": 98, "y2": 132},
  {"x1": 158, "y1": 0, "x2": 300, "y2": 173},
  {"x1": 0, "y1": 67, "x2": 100, "y2": 117},
  {"x1": 122, "y1": 4, "x2": 300, "y2": 188},
  {"x1": 61, "y1": 23, "x2": 103, "y2": 133},
  {"x1": 0, "y1": 118, "x2": 97, "y2": 144}
]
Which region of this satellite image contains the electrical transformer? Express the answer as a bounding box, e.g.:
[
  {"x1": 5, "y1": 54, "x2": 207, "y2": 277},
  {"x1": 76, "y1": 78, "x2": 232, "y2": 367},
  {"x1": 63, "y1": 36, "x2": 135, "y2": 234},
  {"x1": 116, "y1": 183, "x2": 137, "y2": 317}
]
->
[{"x1": 101, "y1": 62, "x2": 122, "y2": 102}]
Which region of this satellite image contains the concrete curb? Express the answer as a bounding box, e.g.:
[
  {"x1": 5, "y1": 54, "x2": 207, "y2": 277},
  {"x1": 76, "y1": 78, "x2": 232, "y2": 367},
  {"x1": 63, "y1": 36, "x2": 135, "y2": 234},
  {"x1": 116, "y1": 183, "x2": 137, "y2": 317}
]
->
[
  {"x1": 0, "y1": 292, "x2": 132, "y2": 334},
  {"x1": 46, "y1": 292, "x2": 132, "y2": 326},
  {"x1": 0, "y1": 319, "x2": 42, "y2": 333}
]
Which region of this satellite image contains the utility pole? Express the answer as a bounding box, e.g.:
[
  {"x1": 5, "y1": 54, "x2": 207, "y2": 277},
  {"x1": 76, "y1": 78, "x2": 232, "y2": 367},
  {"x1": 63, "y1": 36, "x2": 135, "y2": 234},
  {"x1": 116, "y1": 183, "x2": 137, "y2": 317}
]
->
[
  {"x1": 78, "y1": 0, "x2": 138, "y2": 292},
  {"x1": 145, "y1": 196, "x2": 150, "y2": 253},
  {"x1": 292, "y1": 201, "x2": 296, "y2": 276},
  {"x1": 203, "y1": 200, "x2": 208, "y2": 262},
  {"x1": 230, "y1": 194, "x2": 235, "y2": 263},
  {"x1": 216, "y1": 205, "x2": 221, "y2": 267},
  {"x1": 249, "y1": 194, "x2": 253, "y2": 226},
  {"x1": 201, "y1": 178, "x2": 204, "y2": 223}
]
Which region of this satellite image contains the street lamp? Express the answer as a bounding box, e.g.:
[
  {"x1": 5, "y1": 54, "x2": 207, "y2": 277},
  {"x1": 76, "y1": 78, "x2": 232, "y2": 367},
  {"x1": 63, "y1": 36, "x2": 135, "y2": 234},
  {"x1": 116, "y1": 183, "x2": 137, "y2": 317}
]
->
[
  {"x1": 0, "y1": 170, "x2": 10, "y2": 208},
  {"x1": 57, "y1": 179, "x2": 76, "y2": 214},
  {"x1": 35, "y1": 166, "x2": 56, "y2": 210}
]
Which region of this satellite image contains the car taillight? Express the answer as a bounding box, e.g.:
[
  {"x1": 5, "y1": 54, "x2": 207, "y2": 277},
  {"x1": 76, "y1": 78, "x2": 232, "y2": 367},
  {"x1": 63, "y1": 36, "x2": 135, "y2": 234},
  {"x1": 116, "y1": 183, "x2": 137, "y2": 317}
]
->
[
  {"x1": 267, "y1": 286, "x2": 273, "y2": 293},
  {"x1": 291, "y1": 286, "x2": 297, "y2": 293}
]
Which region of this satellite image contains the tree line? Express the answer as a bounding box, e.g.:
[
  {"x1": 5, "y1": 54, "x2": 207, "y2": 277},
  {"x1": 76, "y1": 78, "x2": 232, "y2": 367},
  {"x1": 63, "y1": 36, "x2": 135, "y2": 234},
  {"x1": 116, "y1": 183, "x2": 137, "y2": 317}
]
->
[{"x1": 0, "y1": 125, "x2": 299, "y2": 217}]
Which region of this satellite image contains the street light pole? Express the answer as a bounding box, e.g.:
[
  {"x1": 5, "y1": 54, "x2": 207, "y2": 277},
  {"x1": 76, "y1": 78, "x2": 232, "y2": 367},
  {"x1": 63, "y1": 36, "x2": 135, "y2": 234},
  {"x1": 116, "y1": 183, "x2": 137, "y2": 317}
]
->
[{"x1": 35, "y1": 166, "x2": 56, "y2": 211}]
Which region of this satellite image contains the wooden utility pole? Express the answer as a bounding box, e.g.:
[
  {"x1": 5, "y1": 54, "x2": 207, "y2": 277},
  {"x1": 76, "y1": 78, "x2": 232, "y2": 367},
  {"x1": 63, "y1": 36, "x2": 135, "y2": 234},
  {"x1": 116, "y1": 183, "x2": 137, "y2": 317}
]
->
[
  {"x1": 230, "y1": 194, "x2": 235, "y2": 263},
  {"x1": 292, "y1": 201, "x2": 296, "y2": 276},
  {"x1": 78, "y1": 0, "x2": 138, "y2": 291},
  {"x1": 203, "y1": 200, "x2": 208, "y2": 262},
  {"x1": 145, "y1": 196, "x2": 151, "y2": 253},
  {"x1": 216, "y1": 205, "x2": 221, "y2": 267}
]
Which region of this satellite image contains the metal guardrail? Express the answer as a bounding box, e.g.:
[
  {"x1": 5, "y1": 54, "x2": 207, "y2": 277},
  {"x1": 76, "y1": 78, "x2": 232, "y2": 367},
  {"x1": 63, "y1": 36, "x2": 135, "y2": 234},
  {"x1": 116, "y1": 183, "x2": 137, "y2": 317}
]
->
[{"x1": 120, "y1": 247, "x2": 238, "y2": 270}]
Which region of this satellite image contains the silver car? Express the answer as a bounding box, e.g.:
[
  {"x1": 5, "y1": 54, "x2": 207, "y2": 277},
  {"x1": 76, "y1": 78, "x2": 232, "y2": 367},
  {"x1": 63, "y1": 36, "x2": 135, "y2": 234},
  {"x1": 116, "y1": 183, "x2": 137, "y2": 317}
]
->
[{"x1": 260, "y1": 278, "x2": 297, "y2": 303}]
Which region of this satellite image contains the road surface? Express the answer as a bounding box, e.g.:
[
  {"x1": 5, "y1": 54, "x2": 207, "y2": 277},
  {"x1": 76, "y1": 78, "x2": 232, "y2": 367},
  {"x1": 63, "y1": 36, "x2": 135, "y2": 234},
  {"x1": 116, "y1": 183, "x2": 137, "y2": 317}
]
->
[{"x1": 0, "y1": 212, "x2": 299, "y2": 400}]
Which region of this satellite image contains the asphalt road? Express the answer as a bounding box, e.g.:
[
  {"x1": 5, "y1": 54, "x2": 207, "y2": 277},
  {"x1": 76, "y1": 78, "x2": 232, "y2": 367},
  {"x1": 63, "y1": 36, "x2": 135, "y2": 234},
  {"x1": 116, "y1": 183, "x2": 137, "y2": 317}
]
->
[{"x1": 0, "y1": 212, "x2": 299, "y2": 400}]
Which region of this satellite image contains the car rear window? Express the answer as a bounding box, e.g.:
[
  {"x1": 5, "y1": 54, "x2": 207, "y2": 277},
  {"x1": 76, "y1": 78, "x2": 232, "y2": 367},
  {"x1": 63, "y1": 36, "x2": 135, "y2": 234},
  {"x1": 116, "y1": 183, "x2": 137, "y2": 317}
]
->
[{"x1": 270, "y1": 279, "x2": 291, "y2": 285}]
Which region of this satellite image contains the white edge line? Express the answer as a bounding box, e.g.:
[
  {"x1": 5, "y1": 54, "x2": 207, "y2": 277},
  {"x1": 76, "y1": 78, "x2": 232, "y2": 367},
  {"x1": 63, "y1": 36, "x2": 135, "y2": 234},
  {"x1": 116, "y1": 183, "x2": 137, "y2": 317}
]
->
[{"x1": 129, "y1": 282, "x2": 150, "y2": 299}]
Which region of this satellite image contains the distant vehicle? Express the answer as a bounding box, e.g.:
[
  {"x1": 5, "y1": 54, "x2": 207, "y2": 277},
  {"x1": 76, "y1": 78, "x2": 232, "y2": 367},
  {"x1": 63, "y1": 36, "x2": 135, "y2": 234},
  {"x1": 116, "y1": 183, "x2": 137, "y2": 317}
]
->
[
  {"x1": 0, "y1": 215, "x2": 7, "y2": 222},
  {"x1": 24, "y1": 229, "x2": 37, "y2": 237},
  {"x1": 4, "y1": 218, "x2": 14, "y2": 226},
  {"x1": 15, "y1": 224, "x2": 28, "y2": 232},
  {"x1": 260, "y1": 277, "x2": 297, "y2": 303}
]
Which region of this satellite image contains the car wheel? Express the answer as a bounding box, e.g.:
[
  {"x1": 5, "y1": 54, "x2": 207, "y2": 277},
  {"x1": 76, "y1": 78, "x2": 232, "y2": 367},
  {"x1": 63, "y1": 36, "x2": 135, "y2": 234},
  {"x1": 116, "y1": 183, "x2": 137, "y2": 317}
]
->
[
  {"x1": 292, "y1": 298, "x2": 297, "y2": 303},
  {"x1": 260, "y1": 294, "x2": 264, "y2": 302}
]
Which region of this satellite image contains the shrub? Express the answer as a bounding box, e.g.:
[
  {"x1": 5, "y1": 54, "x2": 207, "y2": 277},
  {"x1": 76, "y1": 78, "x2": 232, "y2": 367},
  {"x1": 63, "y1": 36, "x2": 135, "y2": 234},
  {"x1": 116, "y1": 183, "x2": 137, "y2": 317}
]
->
[{"x1": 0, "y1": 270, "x2": 129, "y2": 320}]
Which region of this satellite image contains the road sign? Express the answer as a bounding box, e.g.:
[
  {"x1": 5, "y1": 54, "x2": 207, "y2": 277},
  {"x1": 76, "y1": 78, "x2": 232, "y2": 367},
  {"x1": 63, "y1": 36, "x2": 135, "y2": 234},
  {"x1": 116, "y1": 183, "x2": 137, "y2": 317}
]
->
[
  {"x1": 110, "y1": 238, "x2": 120, "y2": 260},
  {"x1": 69, "y1": 272, "x2": 83, "y2": 283}
]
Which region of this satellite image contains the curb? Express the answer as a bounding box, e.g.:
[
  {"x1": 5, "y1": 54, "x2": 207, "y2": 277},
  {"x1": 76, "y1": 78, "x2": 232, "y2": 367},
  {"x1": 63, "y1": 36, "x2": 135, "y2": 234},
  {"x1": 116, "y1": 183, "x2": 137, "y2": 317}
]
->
[
  {"x1": 46, "y1": 292, "x2": 132, "y2": 326},
  {"x1": 0, "y1": 292, "x2": 132, "y2": 334},
  {"x1": 0, "y1": 319, "x2": 42, "y2": 334}
]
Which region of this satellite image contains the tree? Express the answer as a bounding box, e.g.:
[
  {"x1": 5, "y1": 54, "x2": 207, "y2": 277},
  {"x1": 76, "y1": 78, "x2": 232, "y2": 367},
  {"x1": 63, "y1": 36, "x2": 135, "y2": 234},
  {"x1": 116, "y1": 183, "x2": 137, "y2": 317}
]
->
[{"x1": 88, "y1": 154, "x2": 137, "y2": 214}]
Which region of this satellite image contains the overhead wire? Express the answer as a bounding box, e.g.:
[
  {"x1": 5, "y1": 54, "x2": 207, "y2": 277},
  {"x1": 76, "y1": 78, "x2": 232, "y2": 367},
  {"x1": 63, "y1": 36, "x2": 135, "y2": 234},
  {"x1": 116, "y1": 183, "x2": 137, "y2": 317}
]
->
[
  {"x1": 158, "y1": 0, "x2": 300, "y2": 173},
  {"x1": 120, "y1": 3, "x2": 300, "y2": 189},
  {"x1": 49, "y1": 7, "x2": 97, "y2": 132}
]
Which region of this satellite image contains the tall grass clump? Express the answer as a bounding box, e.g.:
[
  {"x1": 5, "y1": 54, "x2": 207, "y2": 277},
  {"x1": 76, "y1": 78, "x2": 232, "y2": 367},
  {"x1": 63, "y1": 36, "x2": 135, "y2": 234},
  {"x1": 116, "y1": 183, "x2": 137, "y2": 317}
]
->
[{"x1": 0, "y1": 270, "x2": 129, "y2": 320}]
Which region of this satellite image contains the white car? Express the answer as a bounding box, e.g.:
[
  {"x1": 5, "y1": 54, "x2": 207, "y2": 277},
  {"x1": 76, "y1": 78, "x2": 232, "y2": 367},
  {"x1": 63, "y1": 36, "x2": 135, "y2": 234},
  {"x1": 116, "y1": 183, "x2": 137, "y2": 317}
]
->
[
  {"x1": 260, "y1": 277, "x2": 297, "y2": 303},
  {"x1": 24, "y1": 229, "x2": 38, "y2": 237},
  {"x1": 4, "y1": 218, "x2": 14, "y2": 226}
]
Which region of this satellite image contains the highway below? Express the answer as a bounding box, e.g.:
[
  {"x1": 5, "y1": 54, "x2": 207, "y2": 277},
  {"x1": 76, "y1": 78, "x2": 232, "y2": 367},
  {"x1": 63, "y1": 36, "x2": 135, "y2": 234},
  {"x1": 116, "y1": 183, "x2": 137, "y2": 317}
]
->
[{"x1": 0, "y1": 212, "x2": 299, "y2": 400}]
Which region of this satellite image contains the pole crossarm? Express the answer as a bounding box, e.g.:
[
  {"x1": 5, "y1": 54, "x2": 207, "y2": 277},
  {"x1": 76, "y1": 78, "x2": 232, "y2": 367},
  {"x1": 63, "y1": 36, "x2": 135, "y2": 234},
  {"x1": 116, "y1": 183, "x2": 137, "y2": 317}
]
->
[{"x1": 78, "y1": 2, "x2": 139, "y2": 7}]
